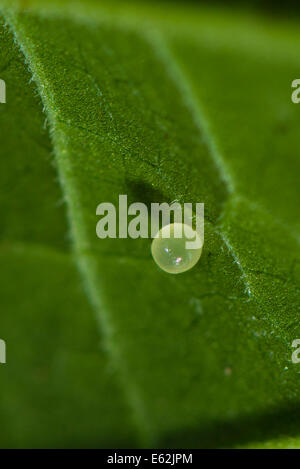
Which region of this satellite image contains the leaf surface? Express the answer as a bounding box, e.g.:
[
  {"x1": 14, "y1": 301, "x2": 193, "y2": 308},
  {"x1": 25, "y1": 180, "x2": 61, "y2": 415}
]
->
[
  {"x1": 0, "y1": 15, "x2": 137, "y2": 448},
  {"x1": 1, "y1": 0, "x2": 300, "y2": 448}
]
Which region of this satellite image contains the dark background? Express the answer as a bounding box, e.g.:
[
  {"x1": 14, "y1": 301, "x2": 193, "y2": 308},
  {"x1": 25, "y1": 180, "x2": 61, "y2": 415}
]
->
[{"x1": 151, "y1": 0, "x2": 299, "y2": 16}]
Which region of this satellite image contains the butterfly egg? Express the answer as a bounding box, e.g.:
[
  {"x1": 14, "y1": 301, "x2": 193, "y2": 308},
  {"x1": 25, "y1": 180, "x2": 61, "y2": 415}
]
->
[{"x1": 151, "y1": 222, "x2": 203, "y2": 274}]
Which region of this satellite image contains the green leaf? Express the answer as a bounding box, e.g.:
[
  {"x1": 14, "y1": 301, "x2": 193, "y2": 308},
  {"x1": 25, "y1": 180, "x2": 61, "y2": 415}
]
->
[
  {"x1": 0, "y1": 0, "x2": 300, "y2": 448},
  {"x1": 0, "y1": 244, "x2": 137, "y2": 448},
  {"x1": 0, "y1": 13, "x2": 137, "y2": 448}
]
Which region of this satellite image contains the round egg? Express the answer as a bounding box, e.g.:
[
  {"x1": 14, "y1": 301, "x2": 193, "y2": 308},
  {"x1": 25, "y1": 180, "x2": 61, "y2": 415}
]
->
[{"x1": 151, "y1": 222, "x2": 203, "y2": 274}]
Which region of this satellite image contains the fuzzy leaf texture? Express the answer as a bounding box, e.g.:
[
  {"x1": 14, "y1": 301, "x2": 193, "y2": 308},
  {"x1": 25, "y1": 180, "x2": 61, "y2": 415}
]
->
[{"x1": 0, "y1": 0, "x2": 300, "y2": 449}]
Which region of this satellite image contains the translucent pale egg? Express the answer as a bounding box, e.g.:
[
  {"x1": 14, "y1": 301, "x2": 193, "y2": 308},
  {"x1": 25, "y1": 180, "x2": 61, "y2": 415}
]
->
[{"x1": 151, "y1": 223, "x2": 203, "y2": 274}]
